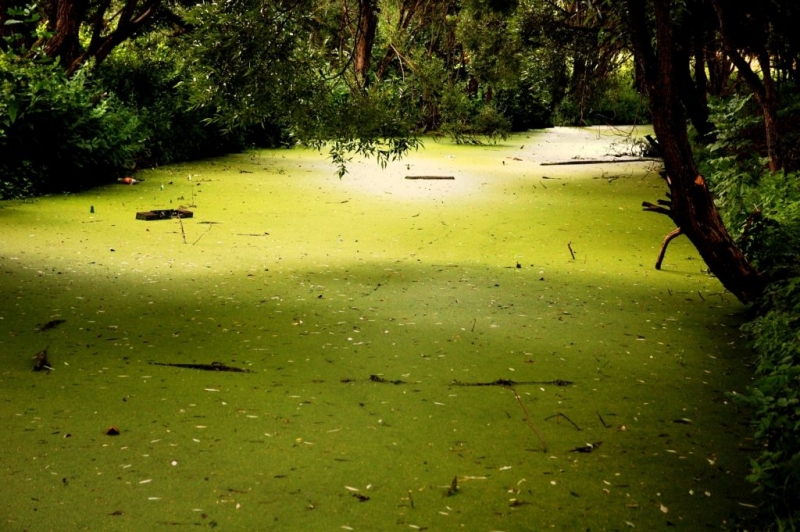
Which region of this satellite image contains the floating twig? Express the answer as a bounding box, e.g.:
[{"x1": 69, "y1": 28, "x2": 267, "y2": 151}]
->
[
  {"x1": 597, "y1": 411, "x2": 611, "y2": 428},
  {"x1": 567, "y1": 241, "x2": 576, "y2": 260},
  {"x1": 193, "y1": 223, "x2": 214, "y2": 245},
  {"x1": 509, "y1": 386, "x2": 547, "y2": 453},
  {"x1": 544, "y1": 412, "x2": 581, "y2": 431},
  {"x1": 177, "y1": 215, "x2": 187, "y2": 244}
]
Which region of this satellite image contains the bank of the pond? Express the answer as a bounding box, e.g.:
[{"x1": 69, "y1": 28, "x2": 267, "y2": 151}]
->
[{"x1": 1, "y1": 127, "x2": 758, "y2": 531}]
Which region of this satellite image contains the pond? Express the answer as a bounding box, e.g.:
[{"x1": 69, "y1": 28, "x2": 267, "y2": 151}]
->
[{"x1": 0, "y1": 127, "x2": 758, "y2": 530}]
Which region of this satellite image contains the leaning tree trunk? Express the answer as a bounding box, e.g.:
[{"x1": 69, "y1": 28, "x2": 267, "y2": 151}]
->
[{"x1": 627, "y1": 0, "x2": 764, "y2": 304}]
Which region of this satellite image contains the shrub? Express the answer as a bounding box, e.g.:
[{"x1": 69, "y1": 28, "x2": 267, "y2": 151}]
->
[
  {"x1": 738, "y1": 286, "x2": 800, "y2": 511},
  {"x1": 439, "y1": 83, "x2": 510, "y2": 143},
  {"x1": 699, "y1": 91, "x2": 800, "y2": 520},
  {"x1": 0, "y1": 52, "x2": 142, "y2": 198},
  {"x1": 554, "y1": 63, "x2": 649, "y2": 126},
  {"x1": 93, "y1": 40, "x2": 290, "y2": 168}
]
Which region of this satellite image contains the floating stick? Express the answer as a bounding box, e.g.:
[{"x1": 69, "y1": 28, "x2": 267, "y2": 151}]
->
[{"x1": 509, "y1": 386, "x2": 547, "y2": 453}]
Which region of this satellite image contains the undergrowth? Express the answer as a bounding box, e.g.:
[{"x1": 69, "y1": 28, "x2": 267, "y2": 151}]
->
[{"x1": 697, "y1": 94, "x2": 800, "y2": 527}]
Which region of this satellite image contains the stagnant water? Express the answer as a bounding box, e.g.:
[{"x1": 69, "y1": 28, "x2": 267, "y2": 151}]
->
[{"x1": 1, "y1": 127, "x2": 758, "y2": 531}]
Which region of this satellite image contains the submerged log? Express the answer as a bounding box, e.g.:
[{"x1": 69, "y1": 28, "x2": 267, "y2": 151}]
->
[{"x1": 149, "y1": 361, "x2": 253, "y2": 373}]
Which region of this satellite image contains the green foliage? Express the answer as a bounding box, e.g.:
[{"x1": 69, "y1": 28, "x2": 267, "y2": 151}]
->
[
  {"x1": 438, "y1": 83, "x2": 511, "y2": 143},
  {"x1": 554, "y1": 62, "x2": 648, "y2": 126},
  {"x1": 738, "y1": 293, "x2": 800, "y2": 510},
  {"x1": 93, "y1": 38, "x2": 280, "y2": 168},
  {"x1": 302, "y1": 80, "x2": 423, "y2": 177},
  {"x1": 183, "y1": 0, "x2": 322, "y2": 132},
  {"x1": 700, "y1": 95, "x2": 800, "y2": 275},
  {"x1": 0, "y1": 53, "x2": 142, "y2": 198},
  {"x1": 701, "y1": 91, "x2": 800, "y2": 519}
]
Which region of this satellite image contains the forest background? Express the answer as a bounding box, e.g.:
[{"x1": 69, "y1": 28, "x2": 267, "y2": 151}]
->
[{"x1": 1, "y1": 0, "x2": 800, "y2": 528}]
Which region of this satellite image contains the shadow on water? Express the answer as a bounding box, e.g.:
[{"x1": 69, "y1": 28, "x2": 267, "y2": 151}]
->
[{"x1": 1, "y1": 128, "x2": 758, "y2": 531}]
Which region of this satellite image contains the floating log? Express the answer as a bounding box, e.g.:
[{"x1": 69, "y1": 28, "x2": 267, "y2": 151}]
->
[
  {"x1": 405, "y1": 176, "x2": 455, "y2": 180},
  {"x1": 136, "y1": 209, "x2": 193, "y2": 221},
  {"x1": 540, "y1": 158, "x2": 661, "y2": 166},
  {"x1": 149, "y1": 361, "x2": 252, "y2": 373},
  {"x1": 451, "y1": 378, "x2": 573, "y2": 387}
]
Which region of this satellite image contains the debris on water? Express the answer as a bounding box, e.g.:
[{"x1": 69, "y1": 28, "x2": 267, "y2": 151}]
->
[
  {"x1": 446, "y1": 476, "x2": 458, "y2": 496},
  {"x1": 150, "y1": 361, "x2": 253, "y2": 373},
  {"x1": 105, "y1": 426, "x2": 121, "y2": 436},
  {"x1": 452, "y1": 378, "x2": 573, "y2": 387},
  {"x1": 32, "y1": 348, "x2": 52, "y2": 372},
  {"x1": 370, "y1": 374, "x2": 406, "y2": 384},
  {"x1": 37, "y1": 319, "x2": 65, "y2": 332},
  {"x1": 569, "y1": 441, "x2": 602, "y2": 453}
]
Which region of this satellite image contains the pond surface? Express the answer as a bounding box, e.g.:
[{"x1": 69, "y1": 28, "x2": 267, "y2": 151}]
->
[{"x1": 1, "y1": 127, "x2": 758, "y2": 531}]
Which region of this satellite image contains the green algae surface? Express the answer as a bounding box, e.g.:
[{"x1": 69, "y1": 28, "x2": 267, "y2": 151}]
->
[{"x1": 1, "y1": 127, "x2": 758, "y2": 531}]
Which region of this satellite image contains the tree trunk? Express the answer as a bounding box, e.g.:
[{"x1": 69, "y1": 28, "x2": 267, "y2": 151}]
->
[
  {"x1": 711, "y1": 0, "x2": 784, "y2": 172},
  {"x1": 626, "y1": 0, "x2": 764, "y2": 304},
  {"x1": 64, "y1": 0, "x2": 161, "y2": 76},
  {"x1": 669, "y1": 0, "x2": 714, "y2": 139},
  {"x1": 43, "y1": 0, "x2": 88, "y2": 68},
  {"x1": 354, "y1": 0, "x2": 379, "y2": 84}
]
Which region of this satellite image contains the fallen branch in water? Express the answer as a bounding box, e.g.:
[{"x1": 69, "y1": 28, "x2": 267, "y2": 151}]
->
[
  {"x1": 149, "y1": 361, "x2": 253, "y2": 373},
  {"x1": 541, "y1": 158, "x2": 661, "y2": 166},
  {"x1": 451, "y1": 378, "x2": 573, "y2": 387}
]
